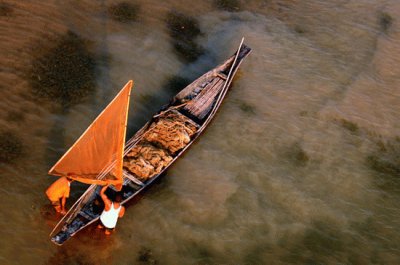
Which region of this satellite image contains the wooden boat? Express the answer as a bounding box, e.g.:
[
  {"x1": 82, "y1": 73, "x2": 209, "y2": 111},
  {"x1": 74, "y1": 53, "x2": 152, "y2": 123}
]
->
[{"x1": 49, "y1": 40, "x2": 251, "y2": 245}]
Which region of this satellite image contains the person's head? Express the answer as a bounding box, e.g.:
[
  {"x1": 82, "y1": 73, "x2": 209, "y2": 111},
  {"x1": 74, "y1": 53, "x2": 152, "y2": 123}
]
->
[{"x1": 114, "y1": 193, "x2": 122, "y2": 203}]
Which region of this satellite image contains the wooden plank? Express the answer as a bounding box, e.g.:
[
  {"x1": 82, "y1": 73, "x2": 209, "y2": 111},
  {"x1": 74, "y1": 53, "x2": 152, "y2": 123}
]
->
[
  {"x1": 216, "y1": 72, "x2": 227, "y2": 80},
  {"x1": 183, "y1": 78, "x2": 224, "y2": 119}
]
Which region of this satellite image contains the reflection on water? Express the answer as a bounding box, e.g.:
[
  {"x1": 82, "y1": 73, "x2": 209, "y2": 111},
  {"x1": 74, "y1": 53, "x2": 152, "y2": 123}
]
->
[{"x1": 1, "y1": 0, "x2": 400, "y2": 264}]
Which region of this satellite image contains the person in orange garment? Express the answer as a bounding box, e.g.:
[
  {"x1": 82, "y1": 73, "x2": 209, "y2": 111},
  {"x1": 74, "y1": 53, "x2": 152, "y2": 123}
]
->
[
  {"x1": 97, "y1": 185, "x2": 125, "y2": 235},
  {"x1": 45, "y1": 176, "x2": 73, "y2": 214}
]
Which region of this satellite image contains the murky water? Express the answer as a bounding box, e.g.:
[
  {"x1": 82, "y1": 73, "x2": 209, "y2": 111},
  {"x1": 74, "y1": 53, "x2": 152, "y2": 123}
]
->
[{"x1": 1, "y1": 0, "x2": 400, "y2": 264}]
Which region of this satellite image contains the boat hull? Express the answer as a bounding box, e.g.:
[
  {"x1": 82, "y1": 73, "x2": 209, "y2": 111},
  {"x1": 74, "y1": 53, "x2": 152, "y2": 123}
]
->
[{"x1": 50, "y1": 42, "x2": 251, "y2": 245}]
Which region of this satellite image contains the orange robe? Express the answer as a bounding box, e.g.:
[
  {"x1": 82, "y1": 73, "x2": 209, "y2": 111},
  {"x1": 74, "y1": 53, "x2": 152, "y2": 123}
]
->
[{"x1": 46, "y1": 177, "x2": 70, "y2": 202}]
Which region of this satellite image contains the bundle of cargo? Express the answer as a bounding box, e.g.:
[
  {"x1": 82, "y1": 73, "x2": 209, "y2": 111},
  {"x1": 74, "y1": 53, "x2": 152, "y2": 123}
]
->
[
  {"x1": 123, "y1": 143, "x2": 172, "y2": 180},
  {"x1": 144, "y1": 110, "x2": 199, "y2": 153}
]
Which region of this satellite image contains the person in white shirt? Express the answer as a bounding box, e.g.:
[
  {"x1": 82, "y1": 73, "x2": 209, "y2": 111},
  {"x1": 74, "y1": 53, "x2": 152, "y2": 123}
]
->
[{"x1": 97, "y1": 185, "x2": 125, "y2": 235}]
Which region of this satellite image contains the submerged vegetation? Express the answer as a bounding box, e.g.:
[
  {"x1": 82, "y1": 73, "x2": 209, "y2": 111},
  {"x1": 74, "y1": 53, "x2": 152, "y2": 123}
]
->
[
  {"x1": 30, "y1": 31, "x2": 96, "y2": 107},
  {"x1": 0, "y1": 130, "x2": 23, "y2": 163},
  {"x1": 163, "y1": 75, "x2": 191, "y2": 94},
  {"x1": 0, "y1": 2, "x2": 13, "y2": 16},
  {"x1": 137, "y1": 247, "x2": 157, "y2": 264},
  {"x1": 108, "y1": 2, "x2": 139, "y2": 23},
  {"x1": 238, "y1": 101, "x2": 256, "y2": 115},
  {"x1": 214, "y1": 0, "x2": 241, "y2": 12},
  {"x1": 302, "y1": 221, "x2": 344, "y2": 255},
  {"x1": 339, "y1": 119, "x2": 359, "y2": 134},
  {"x1": 6, "y1": 110, "x2": 25, "y2": 123},
  {"x1": 165, "y1": 12, "x2": 204, "y2": 63},
  {"x1": 293, "y1": 25, "x2": 306, "y2": 34},
  {"x1": 288, "y1": 142, "x2": 309, "y2": 167},
  {"x1": 379, "y1": 12, "x2": 393, "y2": 33},
  {"x1": 367, "y1": 138, "x2": 400, "y2": 191},
  {"x1": 139, "y1": 76, "x2": 190, "y2": 106},
  {"x1": 279, "y1": 219, "x2": 346, "y2": 264}
]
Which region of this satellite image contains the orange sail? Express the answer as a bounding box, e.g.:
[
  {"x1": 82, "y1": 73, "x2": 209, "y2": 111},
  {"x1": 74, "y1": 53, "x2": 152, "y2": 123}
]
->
[{"x1": 48, "y1": 80, "x2": 133, "y2": 189}]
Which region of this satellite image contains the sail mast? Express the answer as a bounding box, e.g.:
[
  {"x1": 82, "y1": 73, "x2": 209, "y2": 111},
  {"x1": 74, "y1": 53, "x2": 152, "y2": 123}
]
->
[{"x1": 114, "y1": 81, "x2": 132, "y2": 190}]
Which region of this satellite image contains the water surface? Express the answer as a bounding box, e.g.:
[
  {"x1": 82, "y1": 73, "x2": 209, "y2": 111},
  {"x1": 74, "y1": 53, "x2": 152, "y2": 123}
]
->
[{"x1": 1, "y1": 1, "x2": 400, "y2": 264}]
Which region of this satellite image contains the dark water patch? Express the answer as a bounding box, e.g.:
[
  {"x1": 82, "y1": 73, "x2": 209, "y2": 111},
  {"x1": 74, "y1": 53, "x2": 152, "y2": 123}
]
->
[
  {"x1": 367, "y1": 154, "x2": 400, "y2": 176},
  {"x1": 6, "y1": 110, "x2": 25, "y2": 123},
  {"x1": 241, "y1": 224, "x2": 271, "y2": 264},
  {"x1": 282, "y1": 253, "x2": 323, "y2": 265},
  {"x1": 0, "y1": 130, "x2": 23, "y2": 163},
  {"x1": 182, "y1": 241, "x2": 215, "y2": 265},
  {"x1": 165, "y1": 11, "x2": 205, "y2": 63},
  {"x1": 214, "y1": 0, "x2": 241, "y2": 12},
  {"x1": 379, "y1": 12, "x2": 393, "y2": 33},
  {"x1": 108, "y1": 2, "x2": 139, "y2": 23},
  {"x1": 46, "y1": 248, "x2": 96, "y2": 265},
  {"x1": 243, "y1": 242, "x2": 270, "y2": 265},
  {"x1": 29, "y1": 30, "x2": 96, "y2": 108},
  {"x1": 350, "y1": 217, "x2": 399, "y2": 263},
  {"x1": 293, "y1": 25, "x2": 306, "y2": 34},
  {"x1": 226, "y1": 180, "x2": 254, "y2": 207},
  {"x1": 137, "y1": 92, "x2": 168, "y2": 109},
  {"x1": 237, "y1": 100, "x2": 256, "y2": 115},
  {"x1": 339, "y1": 118, "x2": 359, "y2": 134},
  {"x1": 303, "y1": 221, "x2": 344, "y2": 255},
  {"x1": 138, "y1": 94, "x2": 155, "y2": 105},
  {"x1": 137, "y1": 75, "x2": 190, "y2": 113},
  {"x1": 367, "y1": 138, "x2": 400, "y2": 192},
  {"x1": 137, "y1": 247, "x2": 157, "y2": 264},
  {"x1": 0, "y1": 2, "x2": 13, "y2": 16},
  {"x1": 172, "y1": 36, "x2": 205, "y2": 63},
  {"x1": 299, "y1": 110, "x2": 309, "y2": 117},
  {"x1": 164, "y1": 75, "x2": 191, "y2": 94},
  {"x1": 287, "y1": 142, "x2": 309, "y2": 167},
  {"x1": 166, "y1": 12, "x2": 201, "y2": 42},
  {"x1": 351, "y1": 217, "x2": 381, "y2": 242},
  {"x1": 281, "y1": 220, "x2": 345, "y2": 264}
]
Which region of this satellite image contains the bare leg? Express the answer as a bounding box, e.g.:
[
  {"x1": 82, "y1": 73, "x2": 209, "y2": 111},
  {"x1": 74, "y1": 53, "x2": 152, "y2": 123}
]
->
[
  {"x1": 54, "y1": 206, "x2": 62, "y2": 213},
  {"x1": 52, "y1": 201, "x2": 62, "y2": 213}
]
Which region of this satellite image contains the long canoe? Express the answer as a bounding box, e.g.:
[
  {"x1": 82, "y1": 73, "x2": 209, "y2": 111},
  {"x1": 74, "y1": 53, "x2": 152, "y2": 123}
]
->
[{"x1": 50, "y1": 40, "x2": 251, "y2": 245}]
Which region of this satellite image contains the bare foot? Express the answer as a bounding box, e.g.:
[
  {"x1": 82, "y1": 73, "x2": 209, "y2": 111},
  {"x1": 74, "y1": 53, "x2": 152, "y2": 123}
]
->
[
  {"x1": 60, "y1": 209, "x2": 67, "y2": 215},
  {"x1": 97, "y1": 224, "x2": 103, "y2": 229},
  {"x1": 105, "y1": 230, "x2": 111, "y2": 235}
]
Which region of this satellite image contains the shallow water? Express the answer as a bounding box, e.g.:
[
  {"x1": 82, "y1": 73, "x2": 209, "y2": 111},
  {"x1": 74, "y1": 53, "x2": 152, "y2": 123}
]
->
[{"x1": 1, "y1": 0, "x2": 400, "y2": 264}]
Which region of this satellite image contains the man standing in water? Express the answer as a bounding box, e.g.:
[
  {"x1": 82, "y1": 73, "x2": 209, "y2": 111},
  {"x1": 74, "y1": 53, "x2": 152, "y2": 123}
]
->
[
  {"x1": 45, "y1": 176, "x2": 73, "y2": 214},
  {"x1": 98, "y1": 185, "x2": 125, "y2": 235}
]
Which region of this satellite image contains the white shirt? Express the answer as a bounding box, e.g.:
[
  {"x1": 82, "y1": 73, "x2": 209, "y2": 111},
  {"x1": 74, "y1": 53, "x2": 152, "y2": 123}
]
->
[{"x1": 100, "y1": 203, "x2": 122, "y2": 229}]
